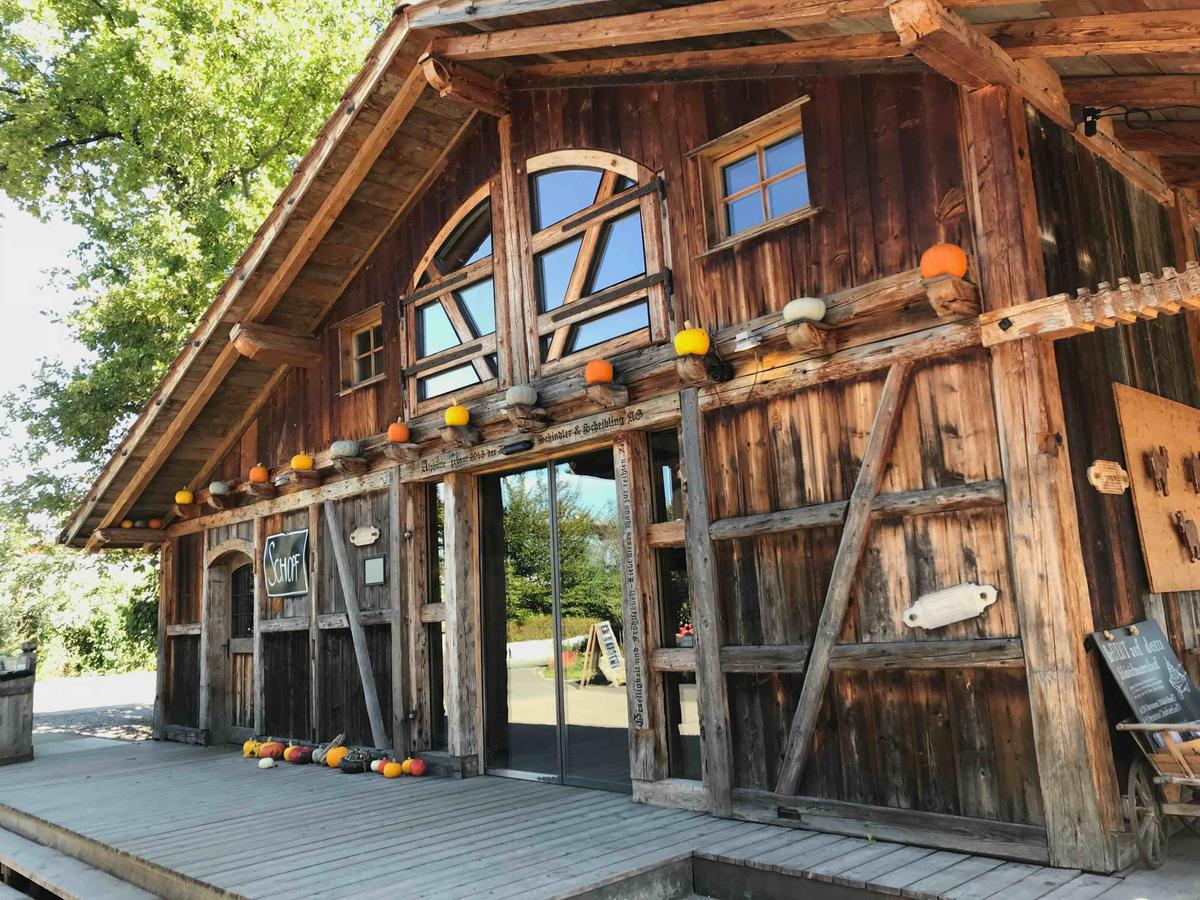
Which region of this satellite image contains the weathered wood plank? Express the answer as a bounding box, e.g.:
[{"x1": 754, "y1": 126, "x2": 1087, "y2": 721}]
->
[
  {"x1": 775, "y1": 361, "x2": 914, "y2": 795},
  {"x1": 442, "y1": 472, "x2": 481, "y2": 770},
  {"x1": 322, "y1": 501, "x2": 390, "y2": 750}
]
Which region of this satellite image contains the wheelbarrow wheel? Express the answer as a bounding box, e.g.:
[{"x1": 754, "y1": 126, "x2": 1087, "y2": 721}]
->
[{"x1": 1128, "y1": 756, "x2": 1167, "y2": 869}]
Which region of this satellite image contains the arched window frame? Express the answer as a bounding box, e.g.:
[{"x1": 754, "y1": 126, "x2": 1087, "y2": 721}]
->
[
  {"x1": 525, "y1": 150, "x2": 670, "y2": 376},
  {"x1": 401, "y1": 183, "x2": 499, "y2": 417}
]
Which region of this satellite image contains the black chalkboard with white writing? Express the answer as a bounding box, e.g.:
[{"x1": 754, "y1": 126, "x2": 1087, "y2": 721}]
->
[
  {"x1": 263, "y1": 529, "x2": 309, "y2": 598},
  {"x1": 1088, "y1": 620, "x2": 1200, "y2": 724}
]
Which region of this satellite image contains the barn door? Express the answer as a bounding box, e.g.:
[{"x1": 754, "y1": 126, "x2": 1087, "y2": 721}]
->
[{"x1": 227, "y1": 563, "x2": 255, "y2": 742}]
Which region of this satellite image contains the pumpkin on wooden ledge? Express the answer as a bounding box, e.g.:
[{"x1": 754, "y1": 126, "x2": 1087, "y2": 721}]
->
[
  {"x1": 673, "y1": 321, "x2": 730, "y2": 384},
  {"x1": 504, "y1": 384, "x2": 546, "y2": 433},
  {"x1": 172, "y1": 489, "x2": 200, "y2": 519},
  {"x1": 206, "y1": 480, "x2": 242, "y2": 511},
  {"x1": 148, "y1": 518, "x2": 164, "y2": 530},
  {"x1": 918, "y1": 243, "x2": 978, "y2": 318},
  {"x1": 244, "y1": 462, "x2": 277, "y2": 499},
  {"x1": 781, "y1": 296, "x2": 835, "y2": 354},
  {"x1": 383, "y1": 421, "x2": 419, "y2": 462},
  {"x1": 277, "y1": 452, "x2": 320, "y2": 492},
  {"x1": 582, "y1": 358, "x2": 628, "y2": 409},
  {"x1": 441, "y1": 398, "x2": 480, "y2": 448},
  {"x1": 119, "y1": 519, "x2": 133, "y2": 529}
]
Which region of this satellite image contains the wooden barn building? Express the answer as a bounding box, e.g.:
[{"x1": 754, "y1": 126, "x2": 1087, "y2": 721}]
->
[{"x1": 60, "y1": 0, "x2": 1200, "y2": 876}]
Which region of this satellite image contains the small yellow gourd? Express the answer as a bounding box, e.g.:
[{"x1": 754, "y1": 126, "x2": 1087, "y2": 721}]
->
[
  {"x1": 174, "y1": 489, "x2": 194, "y2": 505},
  {"x1": 120, "y1": 520, "x2": 133, "y2": 529},
  {"x1": 444, "y1": 400, "x2": 470, "y2": 427},
  {"x1": 673, "y1": 321, "x2": 710, "y2": 357},
  {"x1": 290, "y1": 453, "x2": 314, "y2": 472}
]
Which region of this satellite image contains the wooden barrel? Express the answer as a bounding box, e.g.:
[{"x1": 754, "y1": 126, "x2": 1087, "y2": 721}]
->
[{"x1": 0, "y1": 642, "x2": 36, "y2": 765}]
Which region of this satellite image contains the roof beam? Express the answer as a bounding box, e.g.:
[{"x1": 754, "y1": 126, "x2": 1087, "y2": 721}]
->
[
  {"x1": 984, "y1": 11, "x2": 1200, "y2": 59},
  {"x1": 406, "y1": 0, "x2": 614, "y2": 28},
  {"x1": 1114, "y1": 121, "x2": 1200, "y2": 155},
  {"x1": 510, "y1": 33, "x2": 908, "y2": 87},
  {"x1": 886, "y1": 0, "x2": 1071, "y2": 127},
  {"x1": 229, "y1": 322, "x2": 323, "y2": 368},
  {"x1": 1158, "y1": 157, "x2": 1200, "y2": 190},
  {"x1": 419, "y1": 54, "x2": 509, "y2": 117},
  {"x1": 1064, "y1": 76, "x2": 1200, "y2": 108}
]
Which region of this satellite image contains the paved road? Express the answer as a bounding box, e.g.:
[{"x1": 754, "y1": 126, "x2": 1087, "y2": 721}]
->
[{"x1": 32, "y1": 670, "x2": 154, "y2": 742}]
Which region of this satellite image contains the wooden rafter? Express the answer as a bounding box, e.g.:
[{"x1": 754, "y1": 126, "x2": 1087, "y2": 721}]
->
[
  {"x1": 886, "y1": 0, "x2": 1070, "y2": 127},
  {"x1": 229, "y1": 322, "x2": 323, "y2": 368},
  {"x1": 980, "y1": 262, "x2": 1200, "y2": 347},
  {"x1": 984, "y1": 11, "x2": 1200, "y2": 59},
  {"x1": 1064, "y1": 76, "x2": 1200, "y2": 108},
  {"x1": 1158, "y1": 157, "x2": 1200, "y2": 190},
  {"x1": 774, "y1": 360, "x2": 914, "y2": 797},
  {"x1": 419, "y1": 54, "x2": 509, "y2": 117},
  {"x1": 1114, "y1": 121, "x2": 1200, "y2": 155}
]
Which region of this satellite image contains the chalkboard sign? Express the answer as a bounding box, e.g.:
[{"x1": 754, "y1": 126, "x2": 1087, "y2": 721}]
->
[
  {"x1": 263, "y1": 529, "x2": 309, "y2": 598},
  {"x1": 1089, "y1": 620, "x2": 1200, "y2": 724}
]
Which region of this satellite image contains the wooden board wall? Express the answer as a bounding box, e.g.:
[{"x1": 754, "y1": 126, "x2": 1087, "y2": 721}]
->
[
  {"x1": 165, "y1": 635, "x2": 200, "y2": 729},
  {"x1": 703, "y1": 349, "x2": 1043, "y2": 826},
  {"x1": 319, "y1": 625, "x2": 393, "y2": 747},
  {"x1": 212, "y1": 73, "x2": 971, "y2": 476},
  {"x1": 319, "y1": 491, "x2": 391, "y2": 615},
  {"x1": 262, "y1": 631, "x2": 311, "y2": 740},
  {"x1": 1026, "y1": 109, "x2": 1200, "y2": 702}
]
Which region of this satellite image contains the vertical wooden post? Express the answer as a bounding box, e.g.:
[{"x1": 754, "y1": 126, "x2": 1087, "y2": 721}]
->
[
  {"x1": 323, "y1": 501, "x2": 390, "y2": 750},
  {"x1": 388, "y1": 469, "x2": 410, "y2": 753},
  {"x1": 612, "y1": 432, "x2": 668, "y2": 783},
  {"x1": 496, "y1": 115, "x2": 536, "y2": 385},
  {"x1": 405, "y1": 483, "x2": 432, "y2": 750},
  {"x1": 964, "y1": 84, "x2": 1120, "y2": 872},
  {"x1": 153, "y1": 540, "x2": 174, "y2": 740},
  {"x1": 253, "y1": 517, "x2": 266, "y2": 736},
  {"x1": 308, "y1": 503, "x2": 321, "y2": 743},
  {"x1": 775, "y1": 361, "x2": 914, "y2": 796},
  {"x1": 200, "y1": 559, "x2": 230, "y2": 745},
  {"x1": 443, "y1": 471, "x2": 482, "y2": 773},
  {"x1": 680, "y1": 388, "x2": 733, "y2": 816}
]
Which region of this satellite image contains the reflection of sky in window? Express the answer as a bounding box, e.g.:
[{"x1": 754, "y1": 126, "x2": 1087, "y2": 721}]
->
[
  {"x1": 767, "y1": 173, "x2": 808, "y2": 218},
  {"x1": 722, "y1": 154, "x2": 758, "y2": 195},
  {"x1": 764, "y1": 134, "x2": 804, "y2": 177},
  {"x1": 457, "y1": 278, "x2": 495, "y2": 337},
  {"x1": 726, "y1": 193, "x2": 764, "y2": 235},
  {"x1": 536, "y1": 237, "x2": 582, "y2": 311},
  {"x1": 420, "y1": 363, "x2": 479, "y2": 399},
  {"x1": 569, "y1": 301, "x2": 649, "y2": 353},
  {"x1": 532, "y1": 168, "x2": 602, "y2": 230},
  {"x1": 418, "y1": 302, "x2": 458, "y2": 357},
  {"x1": 465, "y1": 233, "x2": 492, "y2": 266},
  {"x1": 589, "y1": 211, "x2": 645, "y2": 293}
]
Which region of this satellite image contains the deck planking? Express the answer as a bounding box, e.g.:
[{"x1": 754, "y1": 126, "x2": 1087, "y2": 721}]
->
[{"x1": 0, "y1": 739, "x2": 1176, "y2": 899}]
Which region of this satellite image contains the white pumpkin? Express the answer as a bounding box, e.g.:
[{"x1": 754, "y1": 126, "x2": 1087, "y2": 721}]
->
[
  {"x1": 258, "y1": 758, "x2": 277, "y2": 769},
  {"x1": 505, "y1": 384, "x2": 538, "y2": 409},
  {"x1": 209, "y1": 481, "x2": 232, "y2": 496},
  {"x1": 330, "y1": 439, "x2": 361, "y2": 459},
  {"x1": 782, "y1": 296, "x2": 827, "y2": 324}
]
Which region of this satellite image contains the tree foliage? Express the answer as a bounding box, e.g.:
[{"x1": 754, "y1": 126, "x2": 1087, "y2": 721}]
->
[{"x1": 0, "y1": 0, "x2": 391, "y2": 672}]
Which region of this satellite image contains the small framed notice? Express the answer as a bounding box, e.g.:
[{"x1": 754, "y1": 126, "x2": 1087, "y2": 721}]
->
[{"x1": 363, "y1": 555, "x2": 386, "y2": 587}]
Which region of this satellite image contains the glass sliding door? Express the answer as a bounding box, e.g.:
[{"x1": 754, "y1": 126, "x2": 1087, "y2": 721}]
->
[{"x1": 480, "y1": 448, "x2": 630, "y2": 792}]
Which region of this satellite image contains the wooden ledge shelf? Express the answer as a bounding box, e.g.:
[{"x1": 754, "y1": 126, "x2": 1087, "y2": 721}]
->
[
  {"x1": 981, "y1": 262, "x2": 1200, "y2": 346},
  {"x1": 584, "y1": 381, "x2": 629, "y2": 408},
  {"x1": 381, "y1": 442, "x2": 420, "y2": 462},
  {"x1": 274, "y1": 468, "x2": 322, "y2": 493},
  {"x1": 332, "y1": 455, "x2": 369, "y2": 476},
  {"x1": 205, "y1": 492, "x2": 242, "y2": 511},
  {"x1": 785, "y1": 320, "x2": 836, "y2": 353},
  {"x1": 504, "y1": 404, "x2": 548, "y2": 433},
  {"x1": 440, "y1": 424, "x2": 481, "y2": 447},
  {"x1": 171, "y1": 502, "x2": 203, "y2": 520},
  {"x1": 242, "y1": 481, "x2": 277, "y2": 500},
  {"x1": 923, "y1": 274, "x2": 979, "y2": 317},
  {"x1": 93, "y1": 526, "x2": 169, "y2": 547}
]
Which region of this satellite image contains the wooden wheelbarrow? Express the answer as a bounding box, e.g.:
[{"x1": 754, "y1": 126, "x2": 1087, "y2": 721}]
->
[{"x1": 1117, "y1": 720, "x2": 1200, "y2": 868}]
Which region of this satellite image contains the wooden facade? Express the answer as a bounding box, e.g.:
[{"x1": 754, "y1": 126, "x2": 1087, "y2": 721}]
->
[{"x1": 64, "y1": 0, "x2": 1200, "y2": 877}]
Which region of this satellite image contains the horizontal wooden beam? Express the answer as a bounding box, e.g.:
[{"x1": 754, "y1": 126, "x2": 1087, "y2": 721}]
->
[
  {"x1": 229, "y1": 322, "x2": 323, "y2": 368},
  {"x1": 406, "y1": 0, "x2": 613, "y2": 27},
  {"x1": 980, "y1": 263, "x2": 1200, "y2": 346},
  {"x1": 887, "y1": 0, "x2": 1071, "y2": 127},
  {"x1": 1158, "y1": 156, "x2": 1200, "y2": 190},
  {"x1": 828, "y1": 637, "x2": 1023, "y2": 670},
  {"x1": 650, "y1": 647, "x2": 696, "y2": 672},
  {"x1": 418, "y1": 54, "x2": 509, "y2": 117},
  {"x1": 985, "y1": 11, "x2": 1200, "y2": 59},
  {"x1": 732, "y1": 790, "x2": 1050, "y2": 863},
  {"x1": 165, "y1": 623, "x2": 202, "y2": 637},
  {"x1": 1114, "y1": 121, "x2": 1200, "y2": 155},
  {"x1": 645, "y1": 519, "x2": 684, "y2": 548},
  {"x1": 93, "y1": 527, "x2": 169, "y2": 547},
  {"x1": 708, "y1": 479, "x2": 1005, "y2": 541},
  {"x1": 258, "y1": 616, "x2": 310, "y2": 633},
  {"x1": 1064, "y1": 76, "x2": 1200, "y2": 108},
  {"x1": 511, "y1": 34, "x2": 908, "y2": 87},
  {"x1": 419, "y1": 602, "x2": 447, "y2": 623}
]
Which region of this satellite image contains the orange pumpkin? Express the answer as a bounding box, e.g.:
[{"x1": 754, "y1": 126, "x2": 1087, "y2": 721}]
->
[
  {"x1": 120, "y1": 520, "x2": 133, "y2": 529},
  {"x1": 387, "y1": 421, "x2": 410, "y2": 443},
  {"x1": 148, "y1": 518, "x2": 164, "y2": 530},
  {"x1": 248, "y1": 463, "x2": 270, "y2": 484},
  {"x1": 919, "y1": 243, "x2": 968, "y2": 280},
  {"x1": 584, "y1": 359, "x2": 614, "y2": 385}
]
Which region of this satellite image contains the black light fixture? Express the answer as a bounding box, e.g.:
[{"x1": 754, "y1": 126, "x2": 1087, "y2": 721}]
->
[{"x1": 1082, "y1": 106, "x2": 1101, "y2": 138}]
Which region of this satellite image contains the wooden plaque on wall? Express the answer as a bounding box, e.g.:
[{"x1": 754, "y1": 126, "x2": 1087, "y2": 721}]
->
[{"x1": 1114, "y1": 383, "x2": 1200, "y2": 593}]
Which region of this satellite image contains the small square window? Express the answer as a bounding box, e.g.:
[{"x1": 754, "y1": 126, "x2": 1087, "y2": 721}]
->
[
  {"x1": 690, "y1": 97, "x2": 814, "y2": 251},
  {"x1": 335, "y1": 306, "x2": 386, "y2": 392}
]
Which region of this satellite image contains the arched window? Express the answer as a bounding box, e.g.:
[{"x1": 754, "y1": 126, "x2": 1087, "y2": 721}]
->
[
  {"x1": 230, "y1": 564, "x2": 254, "y2": 639},
  {"x1": 403, "y1": 184, "x2": 498, "y2": 414},
  {"x1": 527, "y1": 151, "x2": 669, "y2": 373}
]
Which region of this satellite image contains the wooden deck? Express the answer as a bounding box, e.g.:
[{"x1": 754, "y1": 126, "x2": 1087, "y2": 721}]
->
[{"x1": 0, "y1": 735, "x2": 1195, "y2": 899}]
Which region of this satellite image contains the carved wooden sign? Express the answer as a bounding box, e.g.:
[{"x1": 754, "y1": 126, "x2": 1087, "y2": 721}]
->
[
  {"x1": 1087, "y1": 460, "x2": 1129, "y2": 495},
  {"x1": 1115, "y1": 383, "x2": 1200, "y2": 592},
  {"x1": 613, "y1": 434, "x2": 648, "y2": 731}
]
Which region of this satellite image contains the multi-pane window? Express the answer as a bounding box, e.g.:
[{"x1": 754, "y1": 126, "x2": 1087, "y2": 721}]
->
[
  {"x1": 527, "y1": 153, "x2": 669, "y2": 373},
  {"x1": 230, "y1": 564, "x2": 254, "y2": 639},
  {"x1": 335, "y1": 305, "x2": 386, "y2": 392},
  {"x1": 692, "y1": 96, "x2": 814, "y2": 249},
  {"x1": 403, "y1": 186, "x2": 498, "y2": 414}
]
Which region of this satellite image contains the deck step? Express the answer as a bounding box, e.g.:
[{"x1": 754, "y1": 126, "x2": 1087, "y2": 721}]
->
[{"x1": 0, "y1": 826, "x2": 155, "y2": 900}]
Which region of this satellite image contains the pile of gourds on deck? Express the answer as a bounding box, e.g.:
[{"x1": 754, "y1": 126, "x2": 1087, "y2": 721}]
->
[{"x1": 244, "y1": 734, "x2": 427, "y2": 780}]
